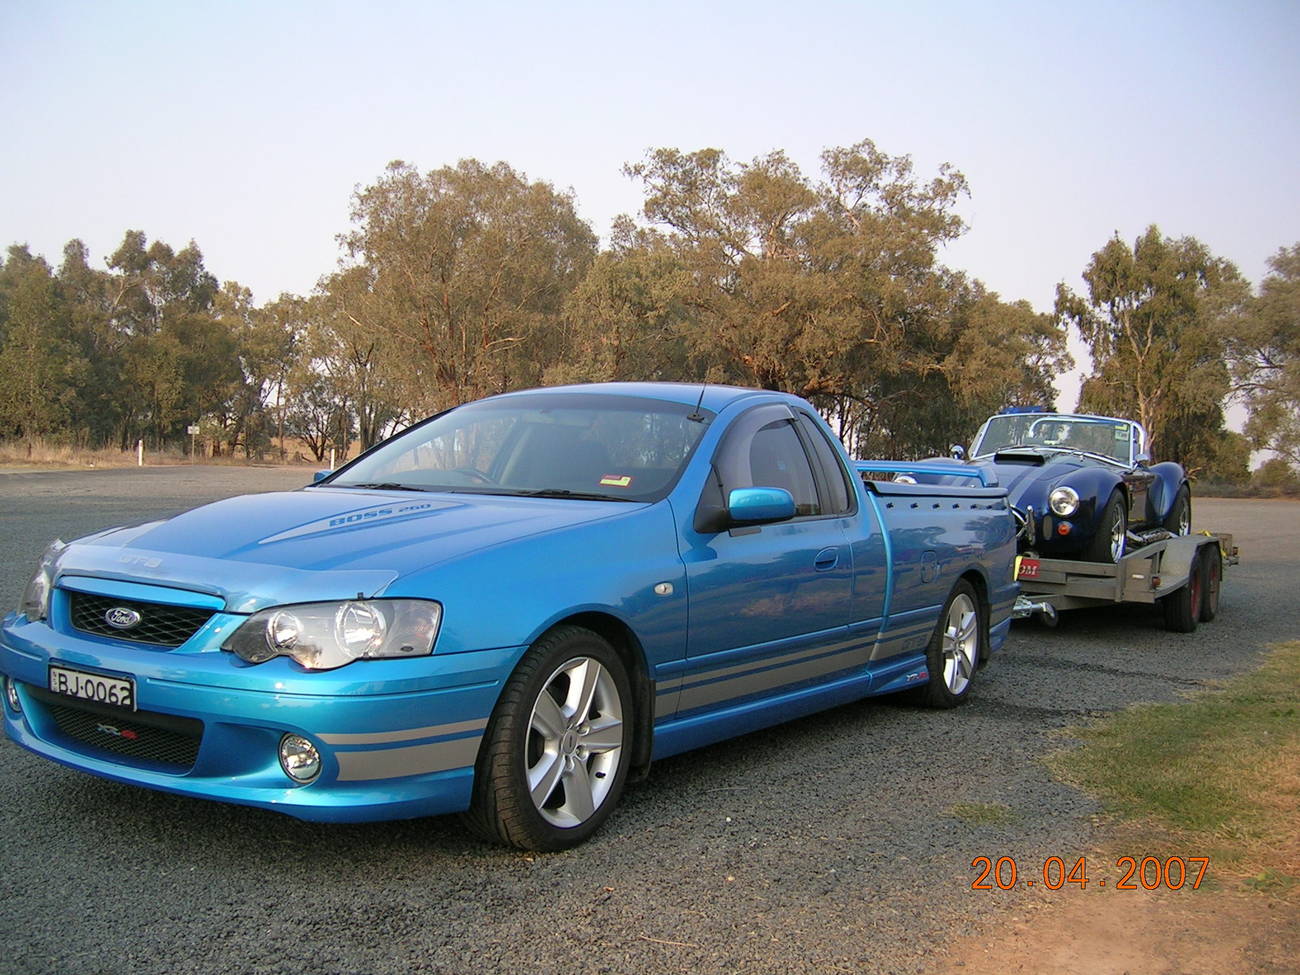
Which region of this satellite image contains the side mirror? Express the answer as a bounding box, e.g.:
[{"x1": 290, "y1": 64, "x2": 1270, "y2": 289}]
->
[
  {"x1": 728, "y1": 487, "x2": 796, "y2": 525},
  {"x1": 313, "y1": 470, "x2": 332, "y2": 483},
  {"x1": 950, "y1": 444, "x2": 967, "y2": 461},
  {"x1": 1135, "y1": 452, "x2": 1151, "y2": 465}
]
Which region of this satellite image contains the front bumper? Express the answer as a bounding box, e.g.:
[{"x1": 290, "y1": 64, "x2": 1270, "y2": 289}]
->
[
  {"x1": 1015, "y1": 502, "x2": 1097, "y2": 555},
  {"x1": 0, "y1": 613, "x2": 522, "y2": 822}
]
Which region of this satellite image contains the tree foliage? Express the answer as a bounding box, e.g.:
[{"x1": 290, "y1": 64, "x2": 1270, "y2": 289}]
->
[
  {"x1": 1057, "y1": 226, "x2": 1248, "y2": 472},
  {"x1": 566, "y1": 141, "x2": 1071, "y2": 457},
  {"x1": 9, "y1": 147, "x2": 1287, "y2": 471},
  {"x1": 339, "y1": 159, "x2": 598, "y2": 414},
  {"x1": 1230, "y1": 244, "x2": 1300, "y2": 470}
]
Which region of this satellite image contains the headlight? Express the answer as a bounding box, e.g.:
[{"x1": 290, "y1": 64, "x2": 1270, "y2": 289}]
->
[
  {"x1": 1048, "y1": 486, "x2": 1080, "y2": 517},
  {"x1": 19, "y1": 539, "x2": 66, "y2": 621},
  {"x1": 222, "y1": 599, "x2": 441, "y2": 670}
]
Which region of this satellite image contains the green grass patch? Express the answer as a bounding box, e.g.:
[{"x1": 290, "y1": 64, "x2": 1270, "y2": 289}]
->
[
  {"x1": 1048, "y1": 642, "x2": 1300, "y2": 892},
  {"x1": 945, "y1": 801, "x2": 1017, "y2": 825}
]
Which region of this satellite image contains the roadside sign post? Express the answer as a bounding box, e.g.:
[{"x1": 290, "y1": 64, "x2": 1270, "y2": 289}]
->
[{"x1": 187, "y1": 424, "x2": 200, "y2": 463}]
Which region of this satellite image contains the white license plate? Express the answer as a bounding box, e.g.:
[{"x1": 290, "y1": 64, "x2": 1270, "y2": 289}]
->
[{"x1": 48, "y1": 665, "x2": 136, "y2": 711}]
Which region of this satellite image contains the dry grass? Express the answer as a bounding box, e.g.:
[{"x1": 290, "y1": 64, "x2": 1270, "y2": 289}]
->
[
  {"x1": 1049, "y1": 641, "x2": 1300, "y2": 898},
  {"x1": 0, "y1": 439, "x2": 318, "y2": 470}
]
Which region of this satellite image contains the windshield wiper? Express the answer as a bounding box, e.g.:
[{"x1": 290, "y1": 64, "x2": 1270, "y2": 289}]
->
[
  {"x1": 337, "y1": 482, "x2": 432, "y2": 492},
  {"x1": 512, "y1": 488, "x2": 639, "y2": 503}
]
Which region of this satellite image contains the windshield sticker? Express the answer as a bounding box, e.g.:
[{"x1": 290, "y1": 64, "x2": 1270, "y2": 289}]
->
[{"x1": 599, "y1": 474, "x2": 634, "y2": 488}]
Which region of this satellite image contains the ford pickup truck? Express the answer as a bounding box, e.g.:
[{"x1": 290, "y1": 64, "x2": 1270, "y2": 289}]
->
[{"x1": 1, "y1": 383, "x2": 1017, "y2": 849}]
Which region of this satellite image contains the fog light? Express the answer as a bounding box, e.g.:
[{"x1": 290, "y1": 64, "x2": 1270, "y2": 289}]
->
[
  {"x1": 4, "y1": 677, "x2": 20, "y2": 714},
  {"x1": 1057, "y1": 522, "x2": 1072, "y2": 536},
  {"x1": 279, "y1": 733, "x2": 321, "y2": 783}
]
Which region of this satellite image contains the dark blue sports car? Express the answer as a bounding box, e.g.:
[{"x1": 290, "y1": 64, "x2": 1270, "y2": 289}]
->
[{"x1": 951, "y1": 411, "x2": 1191, "y2": 563}]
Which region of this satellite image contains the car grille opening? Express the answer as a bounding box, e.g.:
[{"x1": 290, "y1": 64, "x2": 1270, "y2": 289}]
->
[
  {"x1": 28, "y1": 685, "x2": 202, "y2": 771},
  {"x1": 67, "y1": 591, "x2": 215, "y2": 647}
]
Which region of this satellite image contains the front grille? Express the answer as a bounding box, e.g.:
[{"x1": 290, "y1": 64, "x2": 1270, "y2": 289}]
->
[
  {"x1": 29, "y1": 685, "x2": 202, "y2": 770},
  {"x1": 68, "y1": 591, "x2": 214, "y2": 647}
]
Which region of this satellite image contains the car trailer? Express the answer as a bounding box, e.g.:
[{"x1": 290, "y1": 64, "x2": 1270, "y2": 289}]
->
[{"x1": 1013, "y1": 532, "x2": 1238, "y2": 633}]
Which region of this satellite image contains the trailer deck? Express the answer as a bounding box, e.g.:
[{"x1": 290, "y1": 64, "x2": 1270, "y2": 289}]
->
[{"x1": 1013, "y1": 531, "x2": 1237, "y2": 632}]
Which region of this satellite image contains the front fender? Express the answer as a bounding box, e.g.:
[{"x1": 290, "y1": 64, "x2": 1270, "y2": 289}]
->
[{"x1": 1056, "y1": 468, "x2": 1125, "y2": 536}]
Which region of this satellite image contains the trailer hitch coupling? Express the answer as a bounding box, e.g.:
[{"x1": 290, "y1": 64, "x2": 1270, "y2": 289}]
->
[{"x1": 1013, "y1": 594, "x2": 1058, "y2": 627}]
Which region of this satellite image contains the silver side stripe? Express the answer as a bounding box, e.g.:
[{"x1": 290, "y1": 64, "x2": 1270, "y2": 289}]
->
[
  {"x1": 335, "y1": 735, "x2": 482, "y2": 781},
  {"x1": 684, "y1": 633, "x2": 864, "y2": 689},
  {"x1": 679, "y1": 642, "x2": 876, "y2": 712},
  {"x1": 319, "y1": 718, "x2": 488, "y2": 746}
]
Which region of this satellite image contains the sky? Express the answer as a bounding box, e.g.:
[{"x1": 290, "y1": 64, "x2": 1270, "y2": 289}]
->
[{"x1": 2, "y1": 0, "x2": 1298, "y2": 408}]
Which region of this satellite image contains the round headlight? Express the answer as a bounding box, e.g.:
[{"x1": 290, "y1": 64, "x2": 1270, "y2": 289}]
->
[
  {"x1": 5, "y1": 677, "x2": 21, "y2": 714},
  {"x1": 1049, "y1": 486, "x2": 1080, "y2": 516},
  {"x1": 279, "y1": 733, "x2": 322, "y2": 783}
]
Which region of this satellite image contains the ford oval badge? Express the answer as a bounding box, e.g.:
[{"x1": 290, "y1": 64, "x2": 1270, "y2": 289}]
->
[{"x1": 104, "y1": 607, "x2": 142, "y2": 630}]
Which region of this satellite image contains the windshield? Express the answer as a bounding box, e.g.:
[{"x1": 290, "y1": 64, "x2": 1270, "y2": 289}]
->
[
  {"x1": 325, "y1": 392, "x2": 712, "y2": 502},
  {"x1": 972, "y1": 414, "x2": 1133, "y2": 464}
]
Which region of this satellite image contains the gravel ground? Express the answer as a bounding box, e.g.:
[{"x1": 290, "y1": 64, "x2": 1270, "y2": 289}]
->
[{"x1": 0, "y1": 470, "x2": 1294, "y2": 975}]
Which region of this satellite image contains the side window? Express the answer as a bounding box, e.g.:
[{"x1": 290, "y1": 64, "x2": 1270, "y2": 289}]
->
[
  {"x1": 796, "y1": 413, "x2": 854, "y2": 515},
  {"x1": 747, "y1": 421, "x2": 821, "y2": 515},
  {"x1": 707, "y1": 405, "x2": 821, "y2": 518}
]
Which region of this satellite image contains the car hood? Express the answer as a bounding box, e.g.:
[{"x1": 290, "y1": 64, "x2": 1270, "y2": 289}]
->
[
  {"x1": 968, "y1": 451, "x2": 1095, "y2": 507},
  {"x1": 51, "y1": 487, "x2": 641, "y2": 613}
]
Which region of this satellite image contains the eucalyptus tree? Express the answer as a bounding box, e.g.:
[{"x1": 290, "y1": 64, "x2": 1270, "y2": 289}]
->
[
  {"x1": 1057, "y1": 226, "x2": 1248, "y2": 470},
  {"x1": 1231, "y1": 244, "x2": 1300, "y2": 470},
  {"x1": 0, "y1": 246, "x2": 81, "y2": 444},
  {"x1": 340, "y1": 159, "x2": 598, "y2": 413}
]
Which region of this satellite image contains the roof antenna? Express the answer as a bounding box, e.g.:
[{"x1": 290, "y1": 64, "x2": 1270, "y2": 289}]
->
[{"x1": 687, "y1": 382, "x2": 708, "y2": 422}]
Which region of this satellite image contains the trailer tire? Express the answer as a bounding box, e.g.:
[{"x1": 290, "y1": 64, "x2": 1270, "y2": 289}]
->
[
  {"x1": 1198, "y1": 544, "x2": 1221, "y2": 622},
  {"x1": 1161, "y1": 559, "x2": 1203, "y2": 633}
]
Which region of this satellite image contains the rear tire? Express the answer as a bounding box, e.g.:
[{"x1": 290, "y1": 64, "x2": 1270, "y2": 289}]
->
[
  {"x1": 1198, "y1": 544, "x2": 1221, "y2": 622},
  {"x1": 917, "y1": 580, "x2": 983, "y2": 708},
  {"x1": 1083, "y1": 491, "x2": 1127, "y2": 563},
  {"x1": 1161, "y1": 557, "x2": 1203, "y2": 633},
  {"x1": 463, "y1": 625, "x2": 632, "y2": 850}
]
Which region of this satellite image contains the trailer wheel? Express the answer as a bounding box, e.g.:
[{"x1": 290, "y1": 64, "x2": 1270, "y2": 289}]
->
[
  {"x1": 1161, "y1": 558, "x2": 1203, "y2": 633},
  {"x1": 1198, "y1": 544, "x2": 1221, "y2": 622}
]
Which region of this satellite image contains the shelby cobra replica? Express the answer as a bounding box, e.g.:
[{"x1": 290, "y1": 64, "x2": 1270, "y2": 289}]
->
[{"x1": 949, "y1": 410, "x2": 1191, "y2": 563}]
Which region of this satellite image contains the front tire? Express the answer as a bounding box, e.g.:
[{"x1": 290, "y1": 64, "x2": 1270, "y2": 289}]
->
[
  {"x1": 917, "y1": 580, "x2": 983, "y2": 708},
  {"x1": 1083, "y1": 491, "x2": 1127, "y2": 563},
  {"x1": 464, "y1": 625, "x2": 632, "y2": 850}
]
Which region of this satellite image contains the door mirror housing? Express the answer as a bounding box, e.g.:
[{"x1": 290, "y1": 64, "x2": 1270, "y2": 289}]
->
[
  {"x1": 312, "y1": 470, "x2": 332, "y2": 483},
  {"x1": 728, "y1": 487, "x2": 796, "y2": 525},
  {"x1": 950, "y1": 444, "x2": 966, "y2": 461}
]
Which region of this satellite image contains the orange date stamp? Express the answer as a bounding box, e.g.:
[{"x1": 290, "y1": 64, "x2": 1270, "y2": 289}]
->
[{"x1": 970, "y1": 855, "x2": 1209, "y2": 891}]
